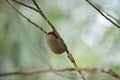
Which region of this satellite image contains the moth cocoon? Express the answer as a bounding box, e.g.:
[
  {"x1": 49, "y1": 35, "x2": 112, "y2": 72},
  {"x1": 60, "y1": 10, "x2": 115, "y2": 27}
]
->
[{"x1": 46, "y1": 31, "x2": 67, "y2": 54}]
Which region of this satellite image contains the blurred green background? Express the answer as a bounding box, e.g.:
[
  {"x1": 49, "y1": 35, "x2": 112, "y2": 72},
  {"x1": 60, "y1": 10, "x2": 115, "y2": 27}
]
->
[{"x1": 0, "y1": 0, "x2": 120, "y2": 80}]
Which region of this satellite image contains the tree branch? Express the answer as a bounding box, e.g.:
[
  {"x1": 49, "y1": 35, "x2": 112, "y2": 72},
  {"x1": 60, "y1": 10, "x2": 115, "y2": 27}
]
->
[
  {"x1": 32, "y1": 0, "x2": 56, "y2": 32},
  {"x1": 0, "y1": 67, "x2": 120, "y2": 79},
  {"x1": 11, "y1": 0, "x2": 56, "y2": 32},
  {"x1": 6, "y1": 0, "x2": 47, "y2": 34},
  {"x1": 66, "y1": 50, "x2": 86, "y2": 80},
  {"x1": 85, "y1": 0, "x2": 120, "y2": 29}
]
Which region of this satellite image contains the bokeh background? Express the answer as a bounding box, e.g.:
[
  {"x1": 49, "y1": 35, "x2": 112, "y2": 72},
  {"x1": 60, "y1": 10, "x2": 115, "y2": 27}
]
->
[{"x1": 0, "y1": 0, "x2": 120, "y2": 80}]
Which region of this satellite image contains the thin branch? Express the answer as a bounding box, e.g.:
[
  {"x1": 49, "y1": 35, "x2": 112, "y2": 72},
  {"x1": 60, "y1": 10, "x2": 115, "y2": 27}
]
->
[
  {"x1": 11, "y1": 0, "x2": 56, "y2": 31},
  {"x1": 11, "y1": 0, "x2": 38, "y2": 12},
  {"x1": 6, "y1": 0, "x2": 47, "y2": 34},
  {"x1": 101, "y1": 10, "x2": 119, "y2": 23},
  {"x1": 32, "y1": 0, "x2": 56, "y2": 31},
  {"x1": 101, "y1": 68, "x2": 120, "y2": 79},
  {"x1": 85, "y1": 0, "x2": 120, "y2": 29},
  {"x1": 0, "y1": 67, "x2": 120, "y2": 79},
  {"x1": 66, "y1": 50, "x2": 86, "y2": 80}
]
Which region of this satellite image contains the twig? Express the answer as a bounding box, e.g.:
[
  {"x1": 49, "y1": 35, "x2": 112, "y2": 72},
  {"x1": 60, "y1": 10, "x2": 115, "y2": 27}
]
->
[
  {"x1": 85, "y1": 0, "x2": 120, "y2": 29},
  {"x1": 6, "y1": 0, "x2": 47, "y2": 34},
  {"x1": 32, "y1": 0, "x2": 56, "y2": 32},
  {"x1": 101, "y1": 68, "x2": 120, "y2": 79},
  {"x1": 66, "y1": 49, "x2": 86, "y2": 80},
  {"x1": 11, "y1": 0, "x2": 56, "y2": 31},
  {"x1": 101, "y1": 10, "x2": 119, "y2": 23},
  {"x1": 11, "y1": 0, "x2": 38, "y2": 12},
  {"x1": 0, "y1": 67, "x2": 120, "y2": 79}
]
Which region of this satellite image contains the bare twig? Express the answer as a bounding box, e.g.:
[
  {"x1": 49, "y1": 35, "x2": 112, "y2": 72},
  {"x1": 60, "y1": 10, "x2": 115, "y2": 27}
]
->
[
  {"x1": 101, "y1": 68, "x2": 120, "y2": 79},
  {"x1": 0, "y1": 67, "x2": 120, "y2": 80},
  {"x1": 85, "y1": 0, "x2": 120, "y2": 29},
  {"x1": 101, "y1": 10, "x2": 119, "y2": 23},
  {"x1": 6, "y1": 0, "x2": 47, "y2": 34},
  {"x1": 66, "y1": 49, "x2": 86, "y2": 80},
  {"x1": 32, "y1": 0, "x2": 56, "y2": 32},
  {"x1": 11, "y1": 0, "x2": 56, "y2": 31},
  {"x1": 11, "y1": 0, "x2": 38, "y2": 12}
]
